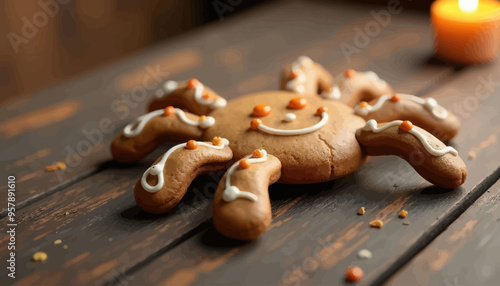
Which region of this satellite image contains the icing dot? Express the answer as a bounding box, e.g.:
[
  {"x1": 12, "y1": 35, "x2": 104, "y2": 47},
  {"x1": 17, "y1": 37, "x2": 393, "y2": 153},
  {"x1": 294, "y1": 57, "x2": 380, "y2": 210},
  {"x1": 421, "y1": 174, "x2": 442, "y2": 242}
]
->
[
  {"x1": 185, "y1": 140, "x2": 198, "y2": 150},
  {"x1": 223, "y1": 186, "x2": 240, "y2": 202},
  {"x1": 284, "y1": 113, "x2": 296, "y2": 122},
  {"x1": 239, "y1": 159, "x2": 251, "y2": 169},
  {"x1": 344, "y1": 69, "x2": 356, "y2": 78},
  {"x1": 250, "y1": 119, "x2": 262, "y2": 129},
  {"x1": 289, "y1": 97, "x2": 308, "y2": 109},
  {"x1": 253, "y1": 104, "x2": 272, "y2": 117},
  {"x1": 212, "y1": 137, "x2": 223, "y2": 146},
  {"x1": 399, "y1": 120, "x2": 413, "y2": 132},
  {"x1": 290, "y1": 70, "x2": 300, "y2": 79},
  {"x1": 252, "y1": 149, "x2": 264, "y2": 158},
  {"x1": 164, "y1": 106, "x2": 175, "y2": 116},
  {"x1": 425, "y1": 97, "x2": 438, "y2": 108},
  {"x1": 198, "y1": 116, "x2": 215, "y2": 129},
  {"x1": 359, "y1": 101, "x2": 369, "y2": 109},
  {"x1": 187, "y1": 78, "x2": 199, "y2": 89},
  {"x1": 391, "y1": 93, "x2": 402, "y2": 102},
  {"x1": 316, "y1": 106, "x2": 328, "y2": 116},
  {"x1": 164, "y1": 80, "x2": 178, "y2": 93}
]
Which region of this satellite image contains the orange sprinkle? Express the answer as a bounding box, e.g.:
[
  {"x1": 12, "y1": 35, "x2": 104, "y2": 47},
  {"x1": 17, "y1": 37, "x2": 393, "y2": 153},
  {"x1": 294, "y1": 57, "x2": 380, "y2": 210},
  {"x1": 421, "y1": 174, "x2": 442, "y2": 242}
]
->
[
  {"x1": 199, "y1": 115, "x2": 207, "y2": 121},
  {"x1": 185, "y1": 140, "x2": 198, "y2": 150},
  {"x1": 45, "y1": 162, "x2": 66, "y2": 172},
  {"x1": 345, "y1": 266, "x2": 363, "y2": 282},
  {"x1": 391, "y1": 93, "x2": 402, "y2": 102},
  {"x1": 290, "y1": 70, "x2": 300, "y2": 79},
  {"x1": 399, "y1": 120, "x2": 413, "y2": 132},
  {"x1": 212, "y1": 137, "x2": 223, "y2": 146},
  {"x1": 344, "y1": 69, "x2": 356, "y2": 78},
  {"x1": 359, "y1": 101, "x2": 369, "y2": 109},
  {"x1": 202, "y1": 93, "x2": 211, "y2": 100},
  {"x1": 239, "y1": 159, "x2": 251, "y2": 169},
  {"x1": 164, "y1": 106, "x2": 175, "y2": 116},
  {"x1": 253, "y1": 104, "x2": 272, "y2": 117},
  {"x1": 187, "y1": 78, "x2": 199, "y2": 89},
  {"x1": 252, "y1": 149, "x2": 264, "y2": 158},
  {"x1": 289, "y1": 97, "x2": 308, "y2": 109},
  {"x1": 250, "y1": 119, "x2": 262, "y2": 129},
  {"x1": 316, "y1": 106, "x2": 327, "y2": 115}
]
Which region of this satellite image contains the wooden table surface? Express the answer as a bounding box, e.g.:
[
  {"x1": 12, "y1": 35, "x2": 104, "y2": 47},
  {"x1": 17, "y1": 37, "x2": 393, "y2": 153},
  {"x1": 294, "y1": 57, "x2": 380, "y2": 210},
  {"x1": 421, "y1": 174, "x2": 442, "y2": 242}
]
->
[{"x1": 1, "y1": 1, "x2": 499, "y2": 285}]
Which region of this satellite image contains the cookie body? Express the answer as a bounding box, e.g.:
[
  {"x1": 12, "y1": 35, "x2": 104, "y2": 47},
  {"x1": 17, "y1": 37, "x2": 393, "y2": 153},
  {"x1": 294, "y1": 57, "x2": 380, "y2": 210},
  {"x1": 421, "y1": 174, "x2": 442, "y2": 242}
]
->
[{"x1": 205, "y1": 91, "x2": 367, "y2": 184}]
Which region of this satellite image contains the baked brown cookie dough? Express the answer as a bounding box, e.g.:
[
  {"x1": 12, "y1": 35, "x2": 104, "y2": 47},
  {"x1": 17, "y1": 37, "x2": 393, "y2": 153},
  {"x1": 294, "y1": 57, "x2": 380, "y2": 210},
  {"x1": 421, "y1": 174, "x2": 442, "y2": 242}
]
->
[
  {"x1": 280, "y1": 56, "x2": 334, "y2": 98},
  {"x1": 354, "y1": 93, "x2": 460, "y2": 141},
  {"x1": 204, "y1": 91, "x2": 367, "y2": 184},
  {"x1": 337, "y1": 69, "x2": 393, "y2": 106}
]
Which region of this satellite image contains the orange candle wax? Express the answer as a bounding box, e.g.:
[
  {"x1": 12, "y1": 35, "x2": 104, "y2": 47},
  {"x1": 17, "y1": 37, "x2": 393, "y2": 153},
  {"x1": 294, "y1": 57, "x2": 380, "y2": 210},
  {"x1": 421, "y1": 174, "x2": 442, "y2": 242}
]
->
[{"x1": 431, "y1": 0, "x2": 500, "y2": 64}]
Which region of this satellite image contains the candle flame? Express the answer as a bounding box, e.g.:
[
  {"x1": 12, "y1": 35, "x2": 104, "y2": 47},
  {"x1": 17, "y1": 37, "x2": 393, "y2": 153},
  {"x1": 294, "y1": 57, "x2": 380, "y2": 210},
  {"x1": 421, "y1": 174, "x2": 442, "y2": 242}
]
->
[{"x1": 459, "y1": 0, "x2": 478, "y2": 12}]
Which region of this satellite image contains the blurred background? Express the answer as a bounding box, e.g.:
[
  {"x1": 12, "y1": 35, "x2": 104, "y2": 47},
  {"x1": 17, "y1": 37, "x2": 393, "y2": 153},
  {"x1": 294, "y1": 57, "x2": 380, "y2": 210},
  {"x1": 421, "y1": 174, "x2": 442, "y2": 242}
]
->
[{"x1": 0, "y1": 0, "x2": 432, "y2": 104}]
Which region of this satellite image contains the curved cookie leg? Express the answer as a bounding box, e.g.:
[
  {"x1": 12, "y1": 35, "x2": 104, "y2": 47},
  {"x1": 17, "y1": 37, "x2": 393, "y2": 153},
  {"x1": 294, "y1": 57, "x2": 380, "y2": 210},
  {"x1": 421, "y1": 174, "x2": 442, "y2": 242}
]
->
[
  {"x1": 135, "y1": 137, "x2": 233, "y2": 214},
  {"x1": 111, "y1": 107, "x2": 214, "y2": 162},
  {"x1": 213, "y1": 149, "x2": 282, "y2": 240},
  {"x1": 354, "y1": 93, "x2": 461, "y2": 141},
  {"x1": 148, "y1": 78, "x2": 227, "y2": 115},
  {"x1": 338, "y1": 69, "x2": 393, "y2": 107},
  {"x1": 280, "y1": 56, "x2": 336, "y2": 99},
  {"x1": 356, "y1": 119, "x2": 467, "y2": 189}
]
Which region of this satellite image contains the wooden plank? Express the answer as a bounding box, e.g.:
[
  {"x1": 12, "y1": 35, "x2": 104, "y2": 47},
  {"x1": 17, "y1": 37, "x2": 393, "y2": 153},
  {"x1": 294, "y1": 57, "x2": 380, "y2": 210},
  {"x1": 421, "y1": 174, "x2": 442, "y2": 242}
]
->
[
  {"x1": 119, "y1": 60, "x2": 500, "y2": 285},
  {"x1": 386, "y1": 179, "x2": 500, "y2": 286},
  {"x1": 0, "y1": 2, "x2": 459, "y2": 285},
  {"x1": 0, "y1": 0, "x2": 448, "y2": 215}
]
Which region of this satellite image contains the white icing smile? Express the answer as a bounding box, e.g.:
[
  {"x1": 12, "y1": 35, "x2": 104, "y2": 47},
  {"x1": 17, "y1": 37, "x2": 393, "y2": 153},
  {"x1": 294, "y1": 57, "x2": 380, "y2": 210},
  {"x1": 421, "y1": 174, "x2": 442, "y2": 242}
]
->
[{"x1": 257, "y1": 111, "x2": 328, "y2": 136}]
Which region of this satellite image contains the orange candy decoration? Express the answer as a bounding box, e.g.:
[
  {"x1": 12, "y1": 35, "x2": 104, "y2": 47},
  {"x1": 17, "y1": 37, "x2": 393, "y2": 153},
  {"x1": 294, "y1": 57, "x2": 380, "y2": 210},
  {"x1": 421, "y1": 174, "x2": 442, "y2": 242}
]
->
[
  {"x1": 252, "y1": 149, "x2": 264, "y2": 158},
  {"x1": 250, "y1": 119, "x2": 262, "y2": 129},
  {"x1": 345, "y1": 266, "x2": 364, "y2": 282},
  {"x1": 202, "y1": 93, "x2": 211, "y2": 100},
  {"x1": 359, "y1": 101, "x2": 369, "y2": 109},
  {"x1": 185, "y1": 140, "x2": 198, "y2": 150},
  {"x1": 164, "y1": 106, "x2": 175, "y2": 116},
  {"x1": 316, "y1": 106, "x2": 327, "y2": 116},
  {"x1": 391, "y1": 93, "x2": 402, "y2": 102},
  {"x1": 187, "y1": 78, "x2": 199, "y2": 89},
  {"x1": 253, "y1": 104, "x2": 272, "y2": 117},
  {"x1": 399, "y1": 120, "x2": 413, "y2": 132},
  {"x1": 344, "y1": 69, "x2": 356, "y2": 78},
  {"x1": 289, "y1": 97, "x2": 308, "y2": 109},
  {"x1": 239, "y1": 159, "x2": 251, "y2": 169},
  {"x1": 290, "y1": 70, "x2": 300, "y2": 79},
  {"x1": 212, "y1": 137, "x2": 223, "y2": 146}
]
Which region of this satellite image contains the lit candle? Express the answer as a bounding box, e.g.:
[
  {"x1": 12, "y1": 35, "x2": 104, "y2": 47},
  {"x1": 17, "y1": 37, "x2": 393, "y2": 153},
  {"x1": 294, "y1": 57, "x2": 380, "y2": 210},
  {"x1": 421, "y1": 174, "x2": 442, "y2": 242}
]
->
[{"x1": 431, "y1": 0, "x2": 500, "y2": 64}]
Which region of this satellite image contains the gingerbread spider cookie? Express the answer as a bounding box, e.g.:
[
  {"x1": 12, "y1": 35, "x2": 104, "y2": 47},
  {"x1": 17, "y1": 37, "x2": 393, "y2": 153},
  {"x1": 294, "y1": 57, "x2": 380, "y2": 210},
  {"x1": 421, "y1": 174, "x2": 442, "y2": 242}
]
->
[
  {"x1": 213, "y1": 149, "x2": 281, "y2": 240},
  {"x1": 134, "y1": 137, "x2": 232, "y2": 213},
  {"x1": 354, "y1": 93, "x2": 460, "y2": 141},
  {"x1": 355, "y1": 119, "x2": 467, "y2": 189}
]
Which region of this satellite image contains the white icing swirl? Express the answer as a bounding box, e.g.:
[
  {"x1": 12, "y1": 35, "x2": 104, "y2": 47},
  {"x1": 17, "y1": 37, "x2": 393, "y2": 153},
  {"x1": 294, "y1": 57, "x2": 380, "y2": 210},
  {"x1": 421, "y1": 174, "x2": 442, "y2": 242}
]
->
[
  {"x1": 156, "y1": 80, "x2": 179, "y2": 98},
  {"x1": 361, "y1": 119, "x2": 458, "y2": 156},
  {"x1": 193, "y1": 82, "x2": 227, "y2": 109},
  {"x1": 257, "y1": 111, "x2": 328, "y2": 136},
  {"x1": 286, "y1": 56, "x2": 312, "y2": 94},
  {"x1": 141, "y1": 139, "x2": 230, "y2": 193},
  {"x1": 353, "y1": 94, "x2": 448, "y2": 120},
  {"x1": 123, "y1": 108, "x2": 214, "y2": 138},
  {"x1": 321, "y1": 85, "x2": 341, "y2": 100},
  {"x1": 222, "y1": 149, "x2": 268, "y2": 202}
]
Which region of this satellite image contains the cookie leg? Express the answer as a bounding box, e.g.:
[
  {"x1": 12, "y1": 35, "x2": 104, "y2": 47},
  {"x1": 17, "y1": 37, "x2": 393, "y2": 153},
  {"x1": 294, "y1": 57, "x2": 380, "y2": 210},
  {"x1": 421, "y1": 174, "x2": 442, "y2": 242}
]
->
[
  {"x1": 339, "y1": 69, "x2": 393, "y2": 107},
  {"x1": 135, "y1": 137, "x2": 233, "y2": 214},
  {"x1": 148, "y1": 78, "x2": 227, "y2": 115},
  {"x1": 213, "y1": 149, "x2": 282, "y2": 240},
  {"x1": 280, "y1": 56, "x2": 336, "y2": 99},
  {"x1": 111, "y1": 107, "x2": 215, "y2": 162},
  {"x1": 353, "y1": 93, "x2": 461, "y2": 141},
  {"x1": 356, "y1": 119, "x2": 467, "y2": 189}
]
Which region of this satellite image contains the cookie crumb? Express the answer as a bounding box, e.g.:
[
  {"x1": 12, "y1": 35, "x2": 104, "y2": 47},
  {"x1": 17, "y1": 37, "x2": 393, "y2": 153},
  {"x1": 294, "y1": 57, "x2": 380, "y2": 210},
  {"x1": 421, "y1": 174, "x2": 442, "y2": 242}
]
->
[
  {"x1": 357, "y1": 249, "x2": 372, "y2": 259},
  {"x1": 467, "y1": 151, "x2": 476, "y2": 160},
  {"x1": 64, "y1": 211, "x2": 69, "y2": 216},
  {"x1": 54, "y1": 239, "x2": 62, "y2": 245},
  {"x1": 345, "y1": 266, "x2": 363, "y2": 282},
  {"x1": 399, "y1": 210, "x2": 408, "y2": 218},
  {"x1": 63, "y1": 245, "x2": 68, "y2": 249},
  {"x1": 45, "y1": 162, "x2": 66, "y2": 172},
  {"x1": 32, "y1": 251, "x2": 48, "y2": 262},
  {"x1": 403, "y1": 222, "x2": 410, "y2": 225},
  {"x1": 369, "y1": 219, "x2": 384, "y2": 228},
  {"x1": 358, "y1": 207, "x2": 365, "y2": 215}
]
